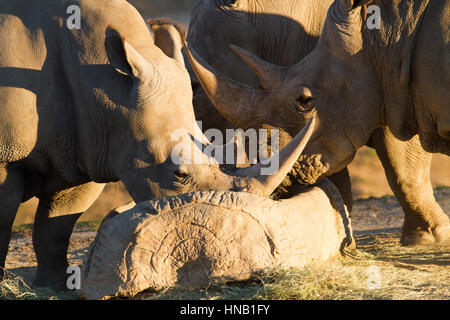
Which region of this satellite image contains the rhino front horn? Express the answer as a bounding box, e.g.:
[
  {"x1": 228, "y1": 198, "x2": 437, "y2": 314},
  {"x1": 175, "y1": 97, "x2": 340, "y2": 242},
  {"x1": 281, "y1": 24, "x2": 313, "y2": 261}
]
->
[{"x1": 234, "y1": 116, "x2": 316, "y2": 196}]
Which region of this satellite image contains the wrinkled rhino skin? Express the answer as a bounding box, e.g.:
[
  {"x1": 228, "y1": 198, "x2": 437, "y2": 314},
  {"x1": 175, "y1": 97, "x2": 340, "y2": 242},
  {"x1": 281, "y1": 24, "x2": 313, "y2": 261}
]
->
[
  {"x1": 183, "y1": 0, "x2": 450, "y2": 245},
  {"x1": 81, "y1": 182, "x2": 352, "y2": 299},
  {"x1": 0, "y1": 0, "x2": 314, "y2": 289}
]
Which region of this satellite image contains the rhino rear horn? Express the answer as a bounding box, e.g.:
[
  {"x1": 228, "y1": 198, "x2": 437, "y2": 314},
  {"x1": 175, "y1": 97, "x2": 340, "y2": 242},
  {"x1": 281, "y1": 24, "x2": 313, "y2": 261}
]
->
[
  {"x1": 229, "y1": 45, "x2": 284, "y2": 90},
  {"x1": 183, "y1": 40, "x2": 263, "y2": 128}
]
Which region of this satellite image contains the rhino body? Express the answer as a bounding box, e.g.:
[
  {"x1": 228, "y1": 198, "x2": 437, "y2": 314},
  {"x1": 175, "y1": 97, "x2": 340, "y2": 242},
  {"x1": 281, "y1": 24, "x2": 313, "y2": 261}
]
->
[
  {"x1": 184, "y1": 0, "x2": 450, "y2": 245},
  {"x1": 0, "y1": 0, "x2": 314, "y2": 289},
  {"x1": 81, "y1": 181, "x2": 352, "y2": 300},
  {"x1": 187, "y1": 0, "x2": 332, "y2": 133}
]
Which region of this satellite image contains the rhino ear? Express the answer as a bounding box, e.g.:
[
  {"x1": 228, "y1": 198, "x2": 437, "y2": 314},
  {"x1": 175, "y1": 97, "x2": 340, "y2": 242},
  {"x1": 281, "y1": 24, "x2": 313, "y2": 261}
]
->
[
  {"x1": 105, "y1": 27, "x2": 155, "y2": 80},
  {"x1": 354, "y1": 0, "x2": 374, "y2": 6},
  {"x1": 226, "y1": 0, "x2": 247, "y2": 9},
  {"x1": 147, "y1": 18, "x2": 186, "y2": 67},
  {"x1": 346, "y1": 0, "x2": 374, "y2": 9}
]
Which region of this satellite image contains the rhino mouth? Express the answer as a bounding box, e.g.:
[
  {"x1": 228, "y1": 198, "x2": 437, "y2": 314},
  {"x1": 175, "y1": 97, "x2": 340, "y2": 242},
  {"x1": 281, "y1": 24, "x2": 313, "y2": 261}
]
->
[
  {"x1": 289, "y1": 154, "x2": 330, "y2": 185},
  {"x1": 271, "y1": 153, "x2": 329, "y2": 199}
]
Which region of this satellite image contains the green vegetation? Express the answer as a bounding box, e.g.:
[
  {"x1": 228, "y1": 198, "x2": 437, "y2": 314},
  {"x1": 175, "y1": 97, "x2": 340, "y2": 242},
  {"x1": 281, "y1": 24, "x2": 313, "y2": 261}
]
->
[
  {"x1": 12, "y1": 223, "x2": 34, "y2": 232},
  {"x1": 359, "y1": 147, "x2": 378, "y2": 159},
  {"x1": 76, "y1": 221, "x2": 102, "y2": 232},
  {"x1": 12, "y1": 220, "x2": 102, "y2": 233}
]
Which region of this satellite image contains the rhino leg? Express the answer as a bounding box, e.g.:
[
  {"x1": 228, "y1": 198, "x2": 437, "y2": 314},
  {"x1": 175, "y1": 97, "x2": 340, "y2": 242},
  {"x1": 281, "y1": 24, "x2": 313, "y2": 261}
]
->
[
  {"x1": 371, "y1": 127, "x2": 450, "y2": 245},
  {"x1": 0, "y1": 165, "x2": 25, "y2": 279},
  {"x1": 32, "y1": 182, "x2": 105, "y2": 290}
]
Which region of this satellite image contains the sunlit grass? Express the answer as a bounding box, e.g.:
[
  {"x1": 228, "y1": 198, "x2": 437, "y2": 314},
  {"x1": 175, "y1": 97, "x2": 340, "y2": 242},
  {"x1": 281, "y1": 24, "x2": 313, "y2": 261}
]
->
[
  {"x1": 0, "y1": 270, "x2": 78, "y2": 300},
  {"x1": 137, "y1": 234, "x2": 449, "y2": 301},
  {"x1": 4, "y1": 225, "x2": 449, "y2": 300}
]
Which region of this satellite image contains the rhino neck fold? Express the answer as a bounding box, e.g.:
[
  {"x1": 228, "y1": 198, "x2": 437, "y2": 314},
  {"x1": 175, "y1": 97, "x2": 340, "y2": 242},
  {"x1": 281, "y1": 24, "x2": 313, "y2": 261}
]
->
[
  {"x1": 364, "y1": 0, "x2": 431, "y2": 141},
  {"x1": 244, "y1": 0, "x2": 332, "y2": 67}
]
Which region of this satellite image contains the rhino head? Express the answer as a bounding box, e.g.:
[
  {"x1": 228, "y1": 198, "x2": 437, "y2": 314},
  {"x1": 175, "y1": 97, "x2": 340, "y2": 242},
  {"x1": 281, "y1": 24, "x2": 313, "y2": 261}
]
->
[
  {"x1": 104, "y1": 23, "x2": 315, "y2": 202},
  {"x1": 185, "y1": 0, "x2": 449, "y2": 185}
]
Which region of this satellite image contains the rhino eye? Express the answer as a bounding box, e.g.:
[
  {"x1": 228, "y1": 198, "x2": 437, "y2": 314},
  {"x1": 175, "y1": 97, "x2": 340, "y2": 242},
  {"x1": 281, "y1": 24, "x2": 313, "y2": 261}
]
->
[
  {"x1": 294, "y1": 87, "x2": 314, "y2": 112},
  {"x1": 293, "y1": 95, "x2": 314, "y2": 112},
  {"x1": 174, "y1": 169, "x2": 188, "y2": 179},
  {"x1": 297, "y1": 87, "x2": 313, "y2": 104},
  {"x1": 296, "y1": 95, "x2": 312, "y2": 105}
]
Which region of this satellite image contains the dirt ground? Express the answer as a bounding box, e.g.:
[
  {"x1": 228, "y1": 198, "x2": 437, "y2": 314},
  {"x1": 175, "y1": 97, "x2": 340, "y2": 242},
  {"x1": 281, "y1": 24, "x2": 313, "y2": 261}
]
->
[{"x1": 4, "y1": 187, "x2": 449, "y2": 300}]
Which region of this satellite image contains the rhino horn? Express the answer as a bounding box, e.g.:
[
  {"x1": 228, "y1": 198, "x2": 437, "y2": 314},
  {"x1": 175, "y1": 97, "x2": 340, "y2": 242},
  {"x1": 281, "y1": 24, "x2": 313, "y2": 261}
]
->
[
  {"x1": 229, "y1": 44, "x2": 283, "y2": 90},
  {"x1": 232, "y1": 117, "x2": 315, "y2": 196},
  {"x1": 183, "y1": 40, "x2": 262, "y2": 128}
]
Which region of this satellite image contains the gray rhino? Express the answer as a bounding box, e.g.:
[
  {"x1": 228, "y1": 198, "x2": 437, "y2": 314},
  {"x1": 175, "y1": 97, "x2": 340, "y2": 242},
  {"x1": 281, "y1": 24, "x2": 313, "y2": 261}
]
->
[
  {"x1": 181, "y1": 0, "x2": 450, "y2": 245},
  {"x1": 0, "y1": 0, "x2": 314, "y2": 290}
]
